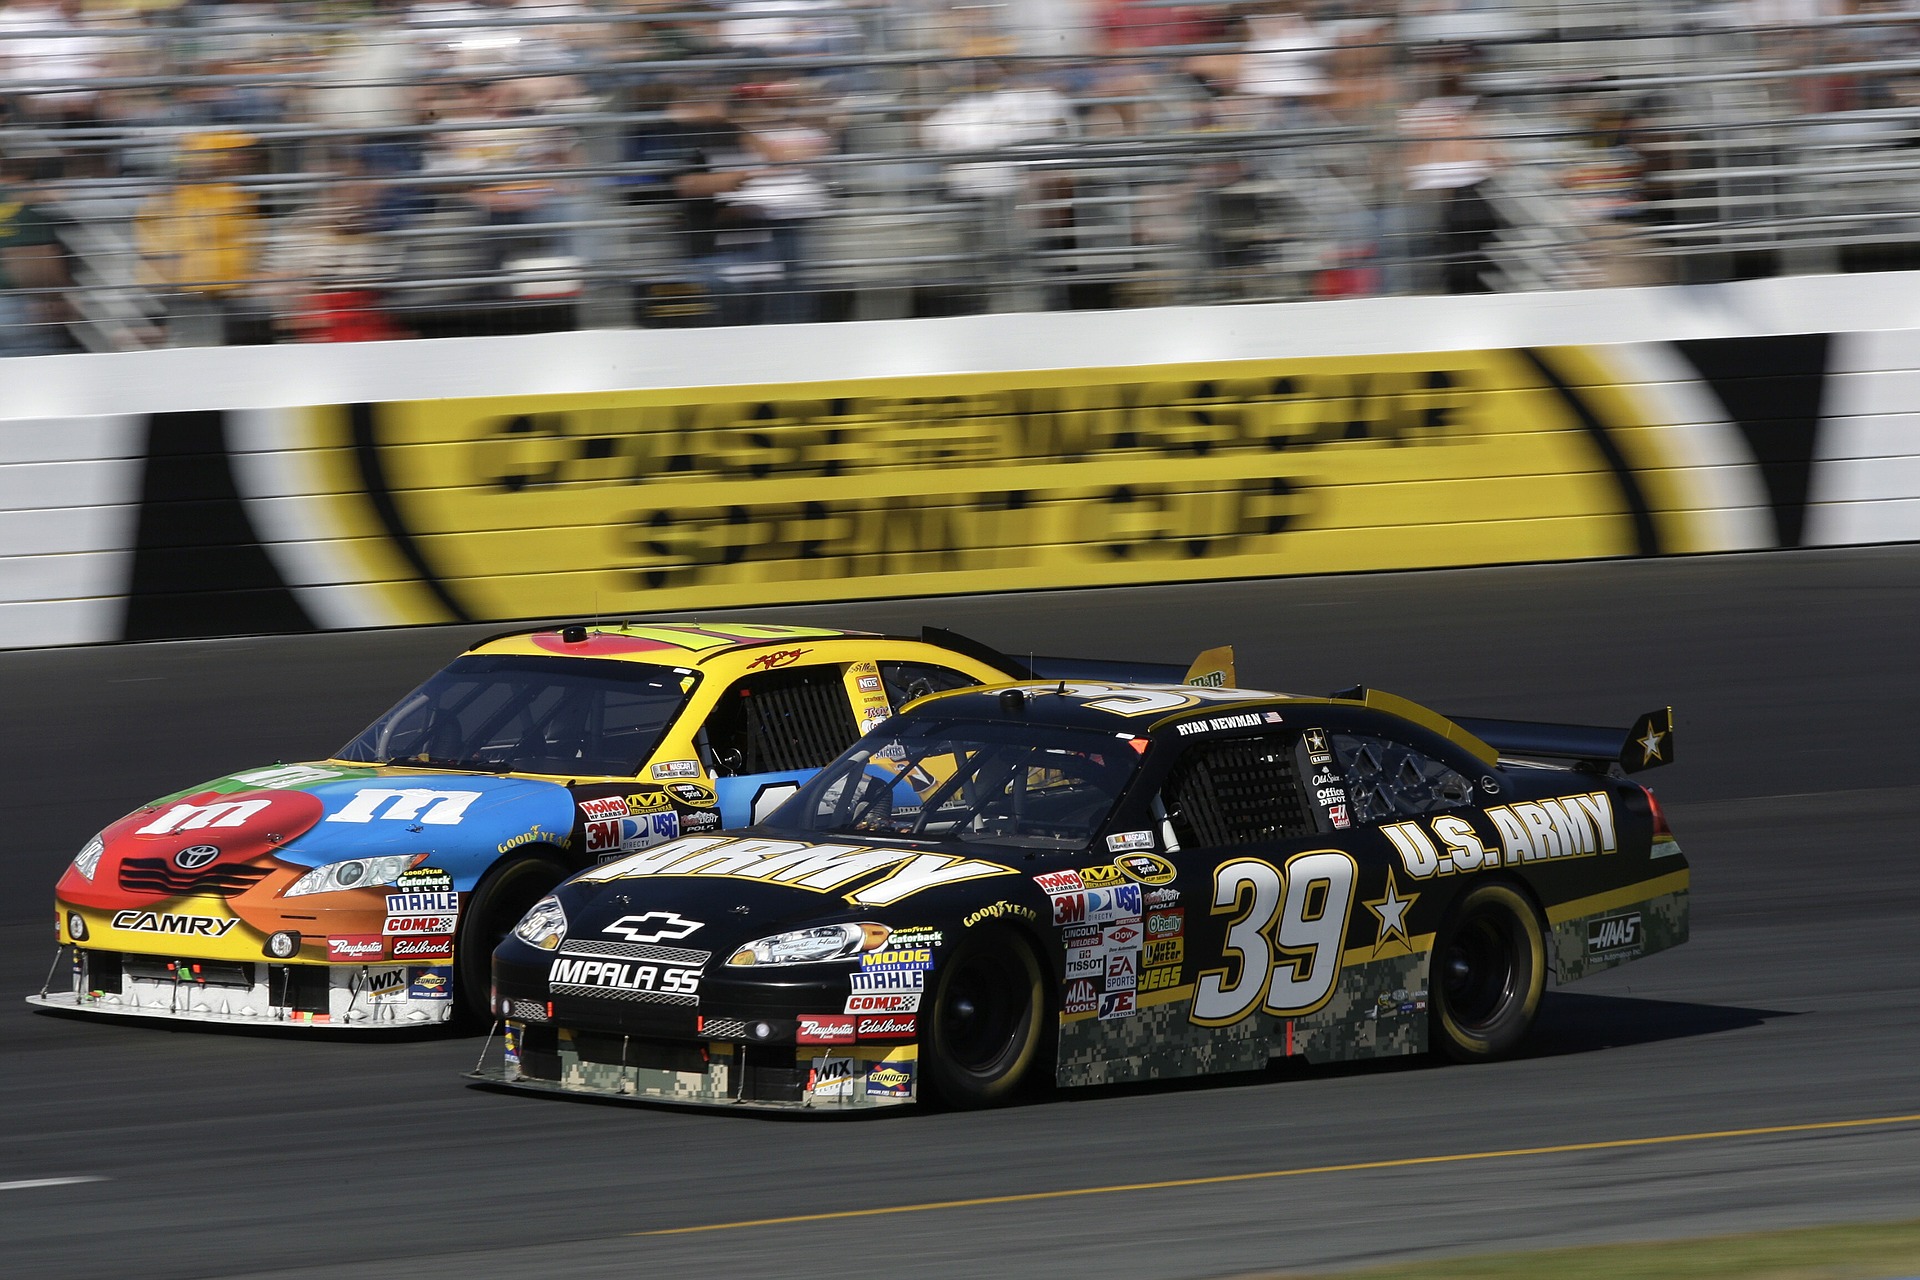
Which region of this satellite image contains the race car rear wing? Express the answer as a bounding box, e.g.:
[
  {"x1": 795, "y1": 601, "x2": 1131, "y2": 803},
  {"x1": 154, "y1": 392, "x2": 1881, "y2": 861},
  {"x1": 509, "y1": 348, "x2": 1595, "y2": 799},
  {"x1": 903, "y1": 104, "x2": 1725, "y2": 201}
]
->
[
  {"x1": 1450, "y1": 706, "x2": 1675, "y2": 775},
  {"x1": 923, "y1": 628, "x2": 1235, "y2": 688}
]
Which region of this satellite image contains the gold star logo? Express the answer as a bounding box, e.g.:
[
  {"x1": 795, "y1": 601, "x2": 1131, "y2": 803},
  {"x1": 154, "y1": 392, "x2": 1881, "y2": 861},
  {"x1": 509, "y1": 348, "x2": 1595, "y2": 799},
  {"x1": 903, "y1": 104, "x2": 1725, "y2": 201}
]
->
[
  {"x1": 1638, "y1": 726, "x2": 1665, "y2": 764},
  {"x1": 1365, "y1": 867, "x2": 1418, "y2": 954}
]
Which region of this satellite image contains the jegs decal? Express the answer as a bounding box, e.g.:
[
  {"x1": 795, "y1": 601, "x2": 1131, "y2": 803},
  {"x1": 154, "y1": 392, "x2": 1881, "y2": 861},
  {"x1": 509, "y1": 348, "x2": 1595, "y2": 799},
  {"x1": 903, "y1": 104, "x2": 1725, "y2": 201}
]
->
[{"x1": 1191, "y1": 850, "x2": 1357, "y2": 1026}]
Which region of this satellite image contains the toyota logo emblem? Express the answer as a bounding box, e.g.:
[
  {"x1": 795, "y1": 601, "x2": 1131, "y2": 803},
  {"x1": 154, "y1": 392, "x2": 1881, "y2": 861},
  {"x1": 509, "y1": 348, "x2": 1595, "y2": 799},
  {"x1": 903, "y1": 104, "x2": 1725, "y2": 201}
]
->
[{"x1": 174, "y1": 845, "x2": 220, "y2": 870}]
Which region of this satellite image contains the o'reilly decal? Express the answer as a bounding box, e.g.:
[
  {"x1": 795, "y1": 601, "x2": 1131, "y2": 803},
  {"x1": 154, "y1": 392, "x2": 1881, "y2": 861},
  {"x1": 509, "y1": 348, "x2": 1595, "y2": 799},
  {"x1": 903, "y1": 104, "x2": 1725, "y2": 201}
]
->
[{"x1": 1587, "y1": 912, "x2": 1642, "y2": 957}]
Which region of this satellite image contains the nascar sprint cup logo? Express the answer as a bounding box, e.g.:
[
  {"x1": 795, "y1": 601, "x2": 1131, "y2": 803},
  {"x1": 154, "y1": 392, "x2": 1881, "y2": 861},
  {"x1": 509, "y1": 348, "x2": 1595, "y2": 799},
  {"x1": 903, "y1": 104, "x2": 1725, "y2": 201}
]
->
[{"x1": 1587, "y1": 912, "x2": 1642, "y2": 958}]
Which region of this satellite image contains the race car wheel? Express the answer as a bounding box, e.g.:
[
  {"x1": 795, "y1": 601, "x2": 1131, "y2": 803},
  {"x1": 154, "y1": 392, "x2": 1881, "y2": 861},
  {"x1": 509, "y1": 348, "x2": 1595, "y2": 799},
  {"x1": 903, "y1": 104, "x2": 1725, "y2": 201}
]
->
[
  {"x1": 922, "y1": 927, "x2": 1047, "y2": 1108},
  {"x1": 455, "y1": 851, "x2": 567, "y2": 1027},
  {"x1": 1429, "y1": 882, "x2": 1546, "y2": 1062}
]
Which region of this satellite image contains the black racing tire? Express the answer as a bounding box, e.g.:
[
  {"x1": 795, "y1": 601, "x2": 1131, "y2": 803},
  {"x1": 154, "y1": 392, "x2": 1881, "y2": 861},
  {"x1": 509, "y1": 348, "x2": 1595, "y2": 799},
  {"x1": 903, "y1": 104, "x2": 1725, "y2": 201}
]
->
[
  {"x1": 922, "y1": 926, "x2": 1048, "y2": 1108},
  {"x1": 1429, "y1": 881, "x2": 1547, "y2": 1062},
  {"x1": 454, "y1": 851, "x2": 568, "y2": 1027}
]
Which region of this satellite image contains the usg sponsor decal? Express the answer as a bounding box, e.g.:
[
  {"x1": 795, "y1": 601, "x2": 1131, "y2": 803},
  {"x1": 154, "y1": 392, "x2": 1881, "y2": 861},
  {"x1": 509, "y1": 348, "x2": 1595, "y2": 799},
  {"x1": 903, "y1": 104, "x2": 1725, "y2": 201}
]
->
[
  {"x1": 110, "y1": 910, "x2": 239, "y2": 938},
  {"x1": 1587, "y1": 911, "x2": 1643, "y2": 956}
]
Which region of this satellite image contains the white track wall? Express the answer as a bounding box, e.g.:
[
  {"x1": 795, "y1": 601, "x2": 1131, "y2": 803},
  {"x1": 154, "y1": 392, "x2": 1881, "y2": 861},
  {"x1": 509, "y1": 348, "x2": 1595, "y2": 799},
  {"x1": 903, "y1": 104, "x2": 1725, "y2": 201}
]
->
[{"x1": 2, "y1": 272, "x2": 1916, "y2": 649}]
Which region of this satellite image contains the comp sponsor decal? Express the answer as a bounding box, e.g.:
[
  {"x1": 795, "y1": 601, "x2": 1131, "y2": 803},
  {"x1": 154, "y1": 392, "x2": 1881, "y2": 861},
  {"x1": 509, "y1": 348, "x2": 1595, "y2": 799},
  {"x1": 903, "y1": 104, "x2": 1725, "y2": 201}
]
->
[
  {"x1": 383, "y1": 914, "x2": 458, "y2": 936},
  {"x1": 845, "y1": 993, "x2": 920, "y2": 1014}
]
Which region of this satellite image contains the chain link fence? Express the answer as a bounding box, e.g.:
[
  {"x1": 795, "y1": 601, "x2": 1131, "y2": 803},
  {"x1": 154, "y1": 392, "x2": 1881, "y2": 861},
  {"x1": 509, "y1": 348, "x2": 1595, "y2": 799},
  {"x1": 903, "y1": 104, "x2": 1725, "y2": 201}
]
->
[{"x1": 2, "y1": 0, "x2": 1918, "y2": 353}]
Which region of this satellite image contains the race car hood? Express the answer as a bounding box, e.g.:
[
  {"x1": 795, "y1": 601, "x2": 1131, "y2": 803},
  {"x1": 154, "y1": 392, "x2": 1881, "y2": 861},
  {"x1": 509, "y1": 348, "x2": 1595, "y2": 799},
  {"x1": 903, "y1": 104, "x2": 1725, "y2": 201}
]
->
[
  {"x1": 539, "y1": 832, "x2": 1023, "y2": 954},
  {"x1": 54, "y1": 767, "x2": 576, "y2": 955}
]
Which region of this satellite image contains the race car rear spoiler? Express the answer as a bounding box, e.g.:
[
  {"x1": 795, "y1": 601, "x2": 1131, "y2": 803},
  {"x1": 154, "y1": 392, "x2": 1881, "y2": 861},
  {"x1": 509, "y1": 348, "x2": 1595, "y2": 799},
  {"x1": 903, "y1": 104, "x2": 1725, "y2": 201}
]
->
[
  {"x1": 1451, "y1": 706, "x2": 1675, "y2": 775},
  {"x1": 924, "y1": 628, "x2": 1235, "y2": 688}
]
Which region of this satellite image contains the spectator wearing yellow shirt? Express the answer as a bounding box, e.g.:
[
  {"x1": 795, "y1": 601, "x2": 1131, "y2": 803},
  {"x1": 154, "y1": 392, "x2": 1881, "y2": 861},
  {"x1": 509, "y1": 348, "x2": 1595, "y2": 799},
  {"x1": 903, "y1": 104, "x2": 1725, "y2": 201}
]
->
[{"x1": 135, "y1": 131, "x2": 270, "y2": 345}]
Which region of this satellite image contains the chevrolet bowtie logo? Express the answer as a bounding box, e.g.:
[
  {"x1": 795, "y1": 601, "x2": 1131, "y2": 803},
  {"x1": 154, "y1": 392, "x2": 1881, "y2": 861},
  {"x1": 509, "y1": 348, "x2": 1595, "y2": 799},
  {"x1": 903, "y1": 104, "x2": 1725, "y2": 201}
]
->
[{"x1": 602, "y1": 912, "x2": 703, "y2": 943}]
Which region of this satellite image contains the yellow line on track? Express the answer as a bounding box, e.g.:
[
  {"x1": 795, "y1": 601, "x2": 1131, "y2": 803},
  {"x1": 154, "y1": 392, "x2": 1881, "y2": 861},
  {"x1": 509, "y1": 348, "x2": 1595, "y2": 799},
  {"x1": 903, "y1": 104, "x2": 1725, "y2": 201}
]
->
[{"x1": 632, "y1": 1112, "x2": 1920, "y2": 1237}]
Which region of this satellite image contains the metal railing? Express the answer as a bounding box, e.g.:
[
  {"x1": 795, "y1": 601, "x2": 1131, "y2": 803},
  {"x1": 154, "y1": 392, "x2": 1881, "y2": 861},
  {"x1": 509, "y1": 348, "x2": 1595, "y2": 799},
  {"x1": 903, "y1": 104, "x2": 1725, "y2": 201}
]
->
[{"x1": 2, "y1": 1, "x2": 1919, "y2": 353}]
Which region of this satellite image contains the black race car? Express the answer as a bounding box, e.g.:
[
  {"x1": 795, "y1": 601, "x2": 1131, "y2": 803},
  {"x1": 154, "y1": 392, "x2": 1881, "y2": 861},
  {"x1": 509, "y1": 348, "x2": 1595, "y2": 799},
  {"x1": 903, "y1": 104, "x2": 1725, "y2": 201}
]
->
[{"x1": 482, "y1": 680, "x2": 1685, "y2": 1110}]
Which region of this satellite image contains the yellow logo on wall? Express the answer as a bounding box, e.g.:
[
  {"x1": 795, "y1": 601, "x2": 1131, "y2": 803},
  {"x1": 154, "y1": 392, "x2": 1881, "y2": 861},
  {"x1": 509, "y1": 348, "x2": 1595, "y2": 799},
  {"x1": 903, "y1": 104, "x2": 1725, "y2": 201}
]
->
[{"x1": 296, "y1": 350, "x2": 1680, "y2": 623}]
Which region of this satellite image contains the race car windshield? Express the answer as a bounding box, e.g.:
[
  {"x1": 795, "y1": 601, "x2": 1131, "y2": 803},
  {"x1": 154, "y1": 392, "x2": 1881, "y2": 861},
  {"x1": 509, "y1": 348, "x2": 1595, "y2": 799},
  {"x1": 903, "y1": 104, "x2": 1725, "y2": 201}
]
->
[
  {"x1": 780, "y1": 720, "x2": 1142, "y2": 851},
  {"x1": 335, "y1": 654, "x2": 696, "y2": 778}
]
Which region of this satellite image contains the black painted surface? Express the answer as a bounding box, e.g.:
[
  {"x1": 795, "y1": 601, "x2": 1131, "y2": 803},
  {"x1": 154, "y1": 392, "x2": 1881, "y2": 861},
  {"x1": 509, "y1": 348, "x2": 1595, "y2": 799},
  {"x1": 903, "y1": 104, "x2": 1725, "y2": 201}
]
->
[{"x1": 3, "y1": 546, "x2": 1918, "y2": 1279}]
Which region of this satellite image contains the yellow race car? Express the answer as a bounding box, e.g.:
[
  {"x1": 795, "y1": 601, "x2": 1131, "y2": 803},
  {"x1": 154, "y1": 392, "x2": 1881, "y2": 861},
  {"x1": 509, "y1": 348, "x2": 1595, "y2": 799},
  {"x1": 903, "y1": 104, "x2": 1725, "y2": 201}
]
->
[{"x1": 35, "y1": 621, "x2": 1229, "y2": 1030}]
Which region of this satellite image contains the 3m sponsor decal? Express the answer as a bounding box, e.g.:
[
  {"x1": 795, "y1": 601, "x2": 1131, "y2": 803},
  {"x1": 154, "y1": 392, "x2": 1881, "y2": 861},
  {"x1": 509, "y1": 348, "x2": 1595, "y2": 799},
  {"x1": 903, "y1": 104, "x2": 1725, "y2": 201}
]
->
[
  {"x1": 809, "y1": 1055, "x2": 859, "y2": 1096},
  {"x1": 867, "y1": 1062, "x2": 914, "y2": 1098},
  {"x1": 391, "y1": 935, "x2": 454, "y2": 961},
  {"x1": 1098, "y1": 990, "x2": 1136, "y2": 1020},
  {"x1": 1587, "y1": 912, "x2": 1643, "y2": 957},
  {"x1": 1078, "y1": 864, "x2": 1123, "y2": 887},
  {"x1": 797, "y1": 1016, "x2": 856, "y2": 1045},
  {"x1": 651, "y1": 760, "x2": 701, "y2": 780},
  {"x1": 1063, "y1": 978, "x2": 1098, "y2": 1014},
  {"x1": 1144, "y1": 937, "x2": 1185, "y2": 968},
  {"x1": 845, "y1": 993, "x2": 921, "y2": 1014},
  {"x1": 860, "y1": 947, "x2": 934, "y2": 973},
  {"x1": 1051, "y1": 891, "x2": 1087, "y2": 927},
  {"x1": 383, "y1": 914, "x2": 459, "y2": 935},
  {"x1": 579, "y1": 796, "x2": 630, "y2": 821},
  {"x1": 110, "y1": 910, "x2": 239, "y2": 938},
  {"x1": 857, "y1": 1015, "x2": 917, "y2": 1040},
  {"x1": 962, "y1": 900, "x2": 1036, "y2": 927},
  {"x1": 1146, "y1": 908, "x2": 1184, "y2": 939},
  {"x1": 386, "y1": 890, "x2": 458, "y2": 914},
  {"x1": 1385, "y1": 792, "x2": 1617, "y2": 878},
  {"x1": 1106, "y1": 830, "x2": 1154, "y2": 853},
  {"x1": 577, "y1": 836, "x2": 1012, "y2": 905},
  {"x1": 548, "y1": 957, "x2": 702, "y2": 999},
  {"x1": 326, "y1": 788, "x2": 482, "y2": 826},
  {"x1": 327, "y1": 935, "x2": 385, "y2": 961}
]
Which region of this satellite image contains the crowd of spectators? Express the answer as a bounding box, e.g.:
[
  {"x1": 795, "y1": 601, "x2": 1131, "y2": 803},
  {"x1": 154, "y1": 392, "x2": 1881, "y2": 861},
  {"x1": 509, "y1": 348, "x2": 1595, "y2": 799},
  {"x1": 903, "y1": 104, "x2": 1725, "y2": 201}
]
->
[{"x1": 0, "y1": 0, "x2": 1918, "y2": 352}]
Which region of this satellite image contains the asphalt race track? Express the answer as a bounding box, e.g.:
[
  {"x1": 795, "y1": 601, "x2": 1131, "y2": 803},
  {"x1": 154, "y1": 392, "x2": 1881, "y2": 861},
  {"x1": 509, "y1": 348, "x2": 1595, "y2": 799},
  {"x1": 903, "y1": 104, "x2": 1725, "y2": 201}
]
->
[{"x1": 4, "y1": 546, "x2": 1918, "y2": 1280}]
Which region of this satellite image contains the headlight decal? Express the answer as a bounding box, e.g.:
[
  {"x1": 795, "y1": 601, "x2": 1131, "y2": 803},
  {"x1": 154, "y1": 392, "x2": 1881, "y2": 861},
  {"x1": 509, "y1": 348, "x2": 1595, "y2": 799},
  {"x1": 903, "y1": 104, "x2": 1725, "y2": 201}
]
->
[
  {"x1": 282, "y1": 854, "x2": 425, "y2": 897},
  {"x1": 70, "y1": 835, "x2": 105, "y2": 881},
  {"x1": 726, "y1": 922, "x2": 891, "y2": 967},
  {"x1": 512, "y1": 896, "x2": 567, "y2": 951}
]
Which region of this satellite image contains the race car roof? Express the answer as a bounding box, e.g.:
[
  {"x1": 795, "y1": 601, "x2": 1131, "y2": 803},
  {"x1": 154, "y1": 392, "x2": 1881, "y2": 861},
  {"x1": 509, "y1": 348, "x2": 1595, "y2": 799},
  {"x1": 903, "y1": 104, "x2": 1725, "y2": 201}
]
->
[{"x1": 466, "y1": 622, "x2": 879, "y2": 667}]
